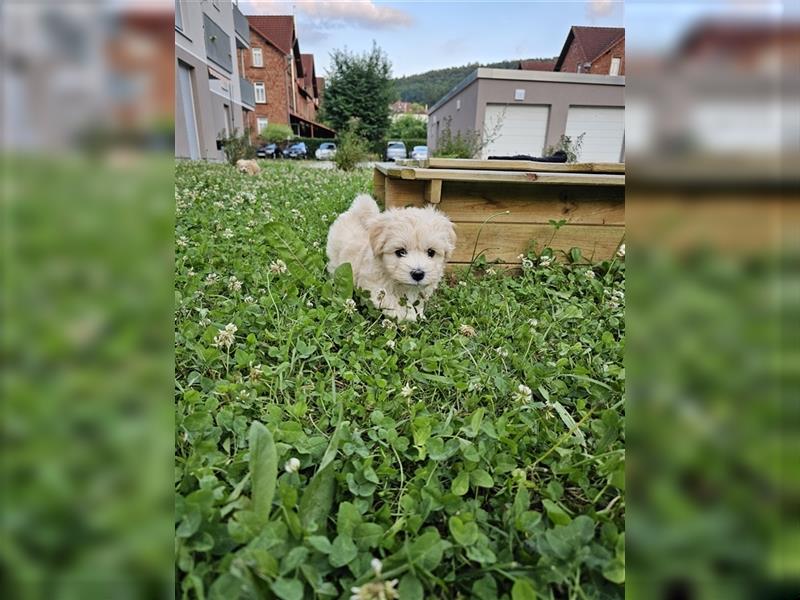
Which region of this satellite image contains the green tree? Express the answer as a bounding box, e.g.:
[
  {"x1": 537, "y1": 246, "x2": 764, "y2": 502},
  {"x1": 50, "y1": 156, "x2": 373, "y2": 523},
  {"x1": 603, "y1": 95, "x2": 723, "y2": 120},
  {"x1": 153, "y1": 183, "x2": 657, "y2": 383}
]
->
[
  {"x1": 320, "y1": 43, "x2": 394, "y2": 143},
  {"x1": 387, "y1": 114, "x2": 427, "y2": 140},
  {"x1": 257, "y1": 123, "x2": 293, "y2": 145}
]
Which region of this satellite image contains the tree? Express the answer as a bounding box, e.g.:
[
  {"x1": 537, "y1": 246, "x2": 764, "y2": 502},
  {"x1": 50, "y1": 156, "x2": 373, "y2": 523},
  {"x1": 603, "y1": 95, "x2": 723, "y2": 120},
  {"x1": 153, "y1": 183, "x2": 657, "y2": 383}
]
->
[
  {"x1": 320, "y1": 43, "x2": 393, "y2": 143},
  {"x1": 387, "y1": 114, "x2": 427, "y2": 140}
]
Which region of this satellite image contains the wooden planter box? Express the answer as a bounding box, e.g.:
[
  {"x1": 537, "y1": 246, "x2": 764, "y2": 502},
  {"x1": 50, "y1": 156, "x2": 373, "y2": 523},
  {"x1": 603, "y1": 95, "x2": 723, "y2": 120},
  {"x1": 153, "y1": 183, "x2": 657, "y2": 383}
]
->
[{"x1": 373, "y1": 158, "x2": 625, "y2": 268}]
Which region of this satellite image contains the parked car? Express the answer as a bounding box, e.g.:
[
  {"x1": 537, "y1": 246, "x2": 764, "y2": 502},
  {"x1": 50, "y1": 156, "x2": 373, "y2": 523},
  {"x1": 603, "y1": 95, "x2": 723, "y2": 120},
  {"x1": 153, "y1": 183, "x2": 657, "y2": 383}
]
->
[
  {"x1": 256, "y1": 143, "x2": 279, "y2": 159},
  {"x1": 315, "y1": 142, "x2": 337, "y2": 160},
  {"x1": 282, "y1": 142, "x2": 308, "y2": 159},
  {"x1": 385, "y1": 140, "x2": 407, "y2": 161},
  {"x1": 410, "y1": 145, "x2": 429, "y2": 160}
]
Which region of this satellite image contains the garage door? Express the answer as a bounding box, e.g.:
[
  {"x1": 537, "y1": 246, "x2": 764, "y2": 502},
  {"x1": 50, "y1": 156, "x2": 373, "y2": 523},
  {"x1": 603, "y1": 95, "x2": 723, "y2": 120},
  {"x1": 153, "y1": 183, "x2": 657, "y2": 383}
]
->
[
  {"x1": 482, "y1": 104, "x2": 549, "y2": 158},
  {"x1": 564, "y1": 106, "x2": 625, "y2": 162}
]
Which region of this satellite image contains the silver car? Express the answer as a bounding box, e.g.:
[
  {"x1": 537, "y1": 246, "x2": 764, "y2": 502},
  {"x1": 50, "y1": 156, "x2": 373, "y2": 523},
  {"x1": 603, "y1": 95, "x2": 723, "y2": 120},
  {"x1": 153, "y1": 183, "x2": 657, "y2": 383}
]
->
[
  {"x1": 385, "y1": 140, "x2": 407, "y2": 161},
  {"x1": 410, "y1": 145, "x2": 429, "y2": 160},
  {"x1": 315, "y1": 142, "x2": 337, "y2": 160}
]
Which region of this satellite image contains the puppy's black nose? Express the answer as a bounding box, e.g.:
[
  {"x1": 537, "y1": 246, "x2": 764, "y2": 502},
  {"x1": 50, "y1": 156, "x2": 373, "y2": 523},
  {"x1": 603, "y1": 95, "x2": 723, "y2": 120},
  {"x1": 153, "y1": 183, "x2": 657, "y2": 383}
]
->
[{"x1": 410, "y1": 269, "x2": 425, "y2": 282}]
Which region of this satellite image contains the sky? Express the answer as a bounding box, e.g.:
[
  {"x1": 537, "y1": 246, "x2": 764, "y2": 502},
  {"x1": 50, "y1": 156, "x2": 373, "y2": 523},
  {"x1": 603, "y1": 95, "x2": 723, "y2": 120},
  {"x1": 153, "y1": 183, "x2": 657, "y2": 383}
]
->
[{"x1": 237, "y1": 1, "x2": 626, "y2": 78}]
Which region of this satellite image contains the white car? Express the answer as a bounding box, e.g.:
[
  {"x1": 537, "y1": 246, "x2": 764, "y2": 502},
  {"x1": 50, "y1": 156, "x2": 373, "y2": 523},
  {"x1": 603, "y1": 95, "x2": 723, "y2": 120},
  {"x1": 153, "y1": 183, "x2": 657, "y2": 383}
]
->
[
  {"x1": 385, "y1": 141, "x2": 407, "y2": 161},
  {"x1": 315, "y1": 142, "x2": 337, "y2": 160},
  {"x1": 410, "y1": 145, "x2": 429, "y2": 160}
]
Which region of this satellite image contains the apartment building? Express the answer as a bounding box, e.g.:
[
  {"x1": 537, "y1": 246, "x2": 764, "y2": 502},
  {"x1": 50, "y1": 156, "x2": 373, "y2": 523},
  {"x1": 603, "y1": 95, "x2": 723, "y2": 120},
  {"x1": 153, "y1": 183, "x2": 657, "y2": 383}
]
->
[
  {"x1": 239, "y1": 15, "x2": 334, "y2": 141},
  {"x1": 175, "y1": 0, "x2": 255, "y2": 160}
]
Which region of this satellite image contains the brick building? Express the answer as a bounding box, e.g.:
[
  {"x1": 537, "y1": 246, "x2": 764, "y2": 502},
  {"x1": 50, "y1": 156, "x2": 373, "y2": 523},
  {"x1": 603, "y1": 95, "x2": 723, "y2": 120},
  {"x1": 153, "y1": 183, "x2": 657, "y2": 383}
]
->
[
  {"x1": 554, "y1": 26, "x2": 625, "y2": 75},
  {"x1": 238, "y1": 15, "x2": 333, "y2": 141}
]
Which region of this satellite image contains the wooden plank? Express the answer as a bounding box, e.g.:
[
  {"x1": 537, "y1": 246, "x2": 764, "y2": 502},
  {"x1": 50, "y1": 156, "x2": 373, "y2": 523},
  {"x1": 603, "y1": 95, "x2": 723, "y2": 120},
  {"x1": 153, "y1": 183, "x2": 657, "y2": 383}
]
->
[
  {"x1": 383, "y1": 166, "x2": 624, "y2": 186},
  {"x1": 450, "y1": 222, "x2": 624, "y2": 263},
  {"x1": 437, "y1": 182, "x2": 624, "y2": 225},
  {"x1": 424, "y1": 179, "x2": 443, "y2": 204},
  {"x1": 372, "y1": 169, "x2": 386, "y2": 202},
  {"x1": 424, "y1": 158, "x2": 625, "y2": 174},
  {"x1": 384, "y1": 178, "x2": 425, "y2": 210}
]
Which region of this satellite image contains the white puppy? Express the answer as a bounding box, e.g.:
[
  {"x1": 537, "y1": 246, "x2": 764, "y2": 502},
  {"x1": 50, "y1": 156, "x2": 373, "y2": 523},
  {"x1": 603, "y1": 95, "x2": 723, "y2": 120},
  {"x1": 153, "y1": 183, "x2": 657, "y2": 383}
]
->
[
  {"x1": 327, "y1": 194, "x2": 456, "y2": 321},
  {"x1": 236, "y1": 159, "x2": 260, "y2": 175}
]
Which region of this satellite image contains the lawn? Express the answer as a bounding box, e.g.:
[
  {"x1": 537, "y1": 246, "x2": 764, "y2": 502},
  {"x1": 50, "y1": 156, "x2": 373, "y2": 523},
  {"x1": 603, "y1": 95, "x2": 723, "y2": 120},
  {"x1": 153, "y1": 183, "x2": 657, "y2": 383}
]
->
[{"x1": 174, "y1": 160, "x2": 625, "y2": 599}]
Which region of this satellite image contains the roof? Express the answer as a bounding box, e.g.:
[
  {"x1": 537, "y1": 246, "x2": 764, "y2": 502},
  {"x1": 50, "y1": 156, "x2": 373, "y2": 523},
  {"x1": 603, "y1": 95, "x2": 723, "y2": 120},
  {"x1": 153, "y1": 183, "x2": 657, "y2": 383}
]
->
[
  {"x1": 247, "y1": 15, "x2": 295, "y2": 55},
  {"x1": 428, "y1": 67, "x2": 624, "y2": 114},
  {"x1": 554, "y1": 26, "x2": 624, "y2": 71},
  {"x1": 518, "y1": 58, "x2": 557, "y2": 71}
]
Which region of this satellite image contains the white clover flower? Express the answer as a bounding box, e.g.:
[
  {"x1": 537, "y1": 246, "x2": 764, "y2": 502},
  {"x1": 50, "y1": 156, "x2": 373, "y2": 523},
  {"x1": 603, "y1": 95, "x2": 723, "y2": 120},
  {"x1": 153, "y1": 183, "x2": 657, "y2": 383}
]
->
[
  {"x1": 370, "y1": 558, "x2": 382, "y2": 576},
  {"x1": 385, "y1": 339, "x2": 396, "y2": 350},
  {"x1": 269, "y1": 259, "x2": 288, "y2": 275},
  {"x1": 521, "y1": 257, "x2": 534, "y2": 270},
  {"x1": 350, "y1": 580, "x2": 399, "y2": 600},
  {"x1": 284, "y1": 457, "x2": 301, "y2": 473},
  {"x1": 400, "y1": 383, "x2": 416, "y2": 399},
  {"x1": 312, "y1": 241, "x2": 320, "y2": 249},
  {"x1": 227, "y1": 276, "x2": 242, "y2": 292},
  {"x1": 495, "y1": 346, "x2": 509, "y2": 358},
  {"x1": 343, "y1": 298, "x2": 357, "y2": 315},
  {"x1": 176, "y1": 235, "x2": 188, "y2": 248},
  {"x1": 539, "y1": 255, "x2": 553, "y2": 267},
  {"x1": 199, "y1": 317, "x2": 211, "y2": 327},
  {"x1": 306, "y1": 300, "x2": 314, "y2": 308},
  {"x1": 486, "y1": 267, "x2": 497, "y2": 276},
  {"x1": 517, "y1": 254, "x2": 525, "y2": 260},
  {"x1": 616, "y1": 243, "x2": 626, "y2": 258},
  {"x1": 528, "y1": 318, "x2": 539, "y2": 327},
  {"x1": 249, "y1": 363, "x2": 263, "y2": 381},
  {"x1": 585, "y1": 269, "x2": 596, "y2": 279},
  {"x1": 514, "y1": 384, "x2": 533, "y2": 402},
  {"x1": 381, "y1": 319, "x2": 396, "y2": 330},
  {"x1": 247, "y1": 219, "x2": 257, "y2": 228},
  {"x1": 222, "y1": 228, "x2": 234, "y2": 239},
  {"x1": 244, "y1": 294, "x2": 255, "y2": 303},
  {"x1": 459, "y1": 324, "x2": 476, "y2": 337},
  {"x1": 204, "y1": 272, "x2": 219, "y2": 286},
  {"x1": 458, "y1": 281, "x2": 467, "y2": 287},
  {"x1": 290, "y1": 208, "x2": 303, "y2": 219},
  {"x1": 213, "y1": 200, "x2": 225, "y2": 209},
  {"x1": 187, "y1": 268, "x2": 196, "y2": 277},
  {"x1": 213, "y1": 323, "x2": 237, "y2": 349}
]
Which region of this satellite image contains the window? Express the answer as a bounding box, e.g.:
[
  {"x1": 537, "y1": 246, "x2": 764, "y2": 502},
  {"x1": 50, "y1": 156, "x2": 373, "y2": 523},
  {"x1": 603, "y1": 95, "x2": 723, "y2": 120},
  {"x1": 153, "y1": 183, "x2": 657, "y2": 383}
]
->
[
  {"x1": 252, "y1": 47, "x2": 263, "y2": 67},
  {"x1": 175, "y1": 0, "x2": 183, "y2": 31},
  {"x1": 257, "y1": 118, "x2": 269, "y2": 133},
  {"x1": 609, "y1": 57, "x2": 621, "y2": 76},
  {"x1": 254, "y1": 82, "x2": 266, "y2": 103}
]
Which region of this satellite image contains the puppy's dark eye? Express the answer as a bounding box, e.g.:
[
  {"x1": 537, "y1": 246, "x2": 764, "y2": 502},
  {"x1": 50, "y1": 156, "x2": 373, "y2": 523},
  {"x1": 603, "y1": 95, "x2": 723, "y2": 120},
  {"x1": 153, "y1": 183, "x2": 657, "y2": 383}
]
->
[
  {"x1": 395, "y1": 249, "x2": 407, "y2": 257},
  {"x1": 427, "y1": 249, "x2": 436, "y2": 258}
]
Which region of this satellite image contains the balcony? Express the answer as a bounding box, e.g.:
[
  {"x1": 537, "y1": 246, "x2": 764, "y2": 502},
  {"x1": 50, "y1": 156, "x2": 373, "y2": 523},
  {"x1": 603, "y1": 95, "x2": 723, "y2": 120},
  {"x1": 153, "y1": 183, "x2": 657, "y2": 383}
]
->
[
  {"x1": 240, "y1": 78, "x2": 255, "y2": 110},
  {"x1": 233, "y1": 4, "x2": 250, "y2": 49},
  {"x1": 203, "y1": 13, "x2": 232, "y2": 73}
]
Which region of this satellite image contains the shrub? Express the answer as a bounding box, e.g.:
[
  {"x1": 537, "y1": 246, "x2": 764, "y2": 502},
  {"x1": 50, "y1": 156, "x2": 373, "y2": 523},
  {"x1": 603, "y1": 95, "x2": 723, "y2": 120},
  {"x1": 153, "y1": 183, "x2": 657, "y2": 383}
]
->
[
  {"x1": 257, "y1": 123, "x2": 294, "y2": 145},
  {"x1": 432, "y1": 115, "x2": 503, "y2": 159},
  {"x1": 218, "y1": 128, "x2": 256, "y2": 165},
  {"x1": 545, "y1": 133, "x2": 586, "y2": 163},
  {"x1": 333, "y1": 119, "x2": 370, "y2": 171},
  {"x1": 387, "y1": 114, "x2": 427, "y2": 140}
]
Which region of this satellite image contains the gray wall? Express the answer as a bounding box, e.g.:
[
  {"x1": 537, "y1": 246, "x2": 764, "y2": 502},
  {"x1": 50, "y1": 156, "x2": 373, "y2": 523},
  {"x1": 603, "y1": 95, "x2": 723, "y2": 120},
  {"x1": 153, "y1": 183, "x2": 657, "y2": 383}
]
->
[{"x1": 429, "y1": 68, "x2": 624, "y2": 153}]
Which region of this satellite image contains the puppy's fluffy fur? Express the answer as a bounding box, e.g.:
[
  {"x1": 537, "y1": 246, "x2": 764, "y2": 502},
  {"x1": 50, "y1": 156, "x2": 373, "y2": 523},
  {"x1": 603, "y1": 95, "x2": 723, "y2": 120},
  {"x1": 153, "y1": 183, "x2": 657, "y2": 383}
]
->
[
  {"x1": 236, "y1": 159, "x2": 260, "y2": 175},
  {"x1": 327, "y1": 194, "x2": 456, "y2": 321}
]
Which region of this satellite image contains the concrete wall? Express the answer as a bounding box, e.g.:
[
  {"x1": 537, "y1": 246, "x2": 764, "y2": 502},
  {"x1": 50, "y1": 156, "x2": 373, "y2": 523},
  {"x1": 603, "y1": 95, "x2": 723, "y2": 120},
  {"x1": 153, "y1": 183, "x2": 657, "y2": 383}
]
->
[
  {"x1": 175, "y1": 0, "x2": 249, "y2": 161},
  {"x1": 428, "y1": 69, "x2": 624, "y2": 154}
]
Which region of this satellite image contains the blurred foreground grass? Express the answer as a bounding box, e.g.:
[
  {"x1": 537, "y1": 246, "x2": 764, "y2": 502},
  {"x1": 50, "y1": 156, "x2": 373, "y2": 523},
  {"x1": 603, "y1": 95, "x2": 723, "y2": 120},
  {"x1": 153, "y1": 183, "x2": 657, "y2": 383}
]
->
[{"x1": 2, "y1": 154, "x2": 175, "y2": 598}]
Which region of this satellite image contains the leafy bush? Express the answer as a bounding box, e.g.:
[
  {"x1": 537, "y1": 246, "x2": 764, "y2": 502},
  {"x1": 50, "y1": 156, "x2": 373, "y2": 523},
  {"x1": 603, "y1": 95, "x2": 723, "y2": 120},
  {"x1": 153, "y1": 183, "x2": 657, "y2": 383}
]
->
[
  {"x1": 257, "y1": 124, "x2": 294, "y2": 145},
  {"x1": 175, "y1": 160, "x2": 625, "y2": 598},
  {"x1": 218, "y1": 128, "x2": 256, "y2": 165},
  {"x1": 545, "y1": 133, "x2": 586, "y2": 163},
  {"x1": 432, "y1": 115, "x2": 503, "y2": 159},
  {"x1": 387, "y1": 114, "x2": 427, "y2": 140},
  {"x1": 334, "y1": 120, "x2": 370, "y2": 171}
]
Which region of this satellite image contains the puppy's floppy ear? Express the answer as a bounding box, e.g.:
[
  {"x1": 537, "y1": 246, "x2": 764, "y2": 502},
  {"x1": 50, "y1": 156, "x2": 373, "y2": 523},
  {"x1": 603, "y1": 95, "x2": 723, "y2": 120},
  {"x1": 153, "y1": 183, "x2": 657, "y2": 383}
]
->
[
  {"x1": 368, "y1": 215, "x2": 388, "y2": 256},
  {"x1": 443, "y1": 219, "x2": 457, "y2": 259}
]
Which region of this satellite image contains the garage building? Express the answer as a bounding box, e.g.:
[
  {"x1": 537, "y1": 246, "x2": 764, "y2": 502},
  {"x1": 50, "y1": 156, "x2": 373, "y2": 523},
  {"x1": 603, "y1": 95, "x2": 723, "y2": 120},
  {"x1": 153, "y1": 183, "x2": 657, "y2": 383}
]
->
[{"x1": 427, "y1": 68, "x2": 625, "y2": 162}]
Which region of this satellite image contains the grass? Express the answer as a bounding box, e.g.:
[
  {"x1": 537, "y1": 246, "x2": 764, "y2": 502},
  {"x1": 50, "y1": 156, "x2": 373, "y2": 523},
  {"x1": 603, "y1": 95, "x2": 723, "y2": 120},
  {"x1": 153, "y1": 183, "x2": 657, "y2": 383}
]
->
[{"x1": 174, "y1": 160, "x2": 625, "y2": 599}]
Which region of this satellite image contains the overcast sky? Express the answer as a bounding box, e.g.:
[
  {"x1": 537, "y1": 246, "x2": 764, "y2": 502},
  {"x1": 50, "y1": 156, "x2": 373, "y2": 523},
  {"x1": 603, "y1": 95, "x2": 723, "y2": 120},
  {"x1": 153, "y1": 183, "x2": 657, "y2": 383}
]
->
[{"x1": 238, "y1": 1, "x2": 626, "y2": 78}]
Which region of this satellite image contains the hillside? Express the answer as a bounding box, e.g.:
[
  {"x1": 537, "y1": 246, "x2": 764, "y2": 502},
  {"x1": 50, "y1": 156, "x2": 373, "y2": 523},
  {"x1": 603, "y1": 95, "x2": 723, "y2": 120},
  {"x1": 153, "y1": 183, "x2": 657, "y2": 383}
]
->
[{"x1": 393, "y1": 58, "x2": 555, "y2": 106}]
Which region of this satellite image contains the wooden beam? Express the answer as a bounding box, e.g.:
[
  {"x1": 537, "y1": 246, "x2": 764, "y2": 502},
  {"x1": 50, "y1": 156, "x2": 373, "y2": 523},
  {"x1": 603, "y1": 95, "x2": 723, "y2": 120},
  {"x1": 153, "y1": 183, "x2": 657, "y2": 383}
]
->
[
  {"x1": 424, "y1": 179, "x2": 443, "y2": 204},
  {"x1": 381, "y1": 166, "x2": 624, "y2": 187},
  {"x1": 425, "y1": 158, "x2": 625, "y2": 174}
]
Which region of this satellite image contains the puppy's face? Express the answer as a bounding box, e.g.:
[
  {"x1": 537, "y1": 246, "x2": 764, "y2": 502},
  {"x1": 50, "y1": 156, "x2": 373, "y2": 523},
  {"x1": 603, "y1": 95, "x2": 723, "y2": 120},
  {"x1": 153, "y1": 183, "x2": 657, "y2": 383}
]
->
[{"x1": 368, "y1": 207, "x2": 456, "y2": 289}]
